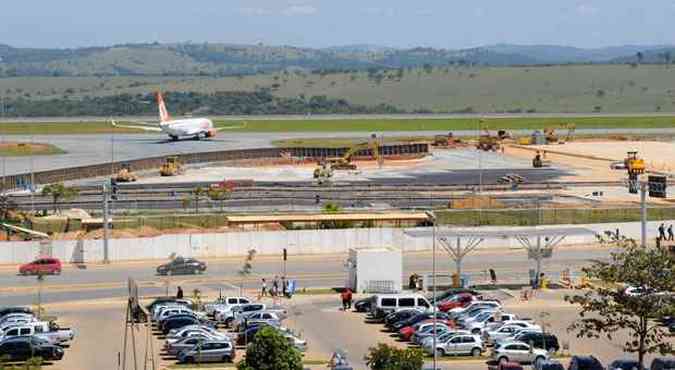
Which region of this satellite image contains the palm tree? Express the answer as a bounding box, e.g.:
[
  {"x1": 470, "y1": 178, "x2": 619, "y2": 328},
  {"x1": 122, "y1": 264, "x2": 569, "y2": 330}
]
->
[
  {"x1": 41, "y1": 183, "x2": 79, "y2": 214},
  {"x1": 192, "y1": 187, "x2": 206, "y2": 214},
  {"x1": 207, "y1": 186, "x2": 231, "y2": 213}
]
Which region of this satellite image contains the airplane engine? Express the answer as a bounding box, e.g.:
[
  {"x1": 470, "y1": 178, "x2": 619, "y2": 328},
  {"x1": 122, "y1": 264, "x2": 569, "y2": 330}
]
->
[{"x1": 206, "y1": 129, "x2": 217, "y2": 138}]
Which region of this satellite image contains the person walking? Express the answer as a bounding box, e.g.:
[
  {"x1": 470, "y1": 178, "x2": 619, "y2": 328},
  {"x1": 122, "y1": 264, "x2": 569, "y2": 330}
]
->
[
  {"x1": 346, "y1": 288, "x2": 353, "y2": 309},
  {"x1": 669, "y1": 224, "x2": 674, "y2": 241},
  {"x1": 281, "y1": 276, "x2": 287, "y2": 297},
  {"x1": 176, "y1": 286, "x2": 183, "y2": 299},
  {"x1": 659, "y1": 223, "x2": 667, "y2": 241},
  {"x1": 260, "y1": 278, "x2": 268, "y2": 297},
  {"x1": 272, "y1": 276, "x2": 279, "y2": 297},
  {"x1": 340, "y1": 289, "x2": 350, "y2": 311}
]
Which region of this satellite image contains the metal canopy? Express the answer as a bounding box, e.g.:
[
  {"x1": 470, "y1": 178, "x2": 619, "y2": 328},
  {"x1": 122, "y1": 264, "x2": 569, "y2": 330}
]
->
[{"x1": 404, "y1": 226, "x2": 596, "y2": 239}]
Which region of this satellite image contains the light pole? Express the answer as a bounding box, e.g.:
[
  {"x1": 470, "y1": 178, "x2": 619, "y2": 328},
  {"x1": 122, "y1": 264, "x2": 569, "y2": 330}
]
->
[
  {"x1": 478, "y1": 119, "x2": 484, "y2": 194},
  {"x1": 425, "y1": 210, "x2": 437, "y2": 369}
]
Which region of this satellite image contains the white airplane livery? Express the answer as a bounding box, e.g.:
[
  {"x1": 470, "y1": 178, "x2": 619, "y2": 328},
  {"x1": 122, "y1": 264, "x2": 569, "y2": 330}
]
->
[{"x1": 111, "y1": 92, "x2": 218, "y2": 141}]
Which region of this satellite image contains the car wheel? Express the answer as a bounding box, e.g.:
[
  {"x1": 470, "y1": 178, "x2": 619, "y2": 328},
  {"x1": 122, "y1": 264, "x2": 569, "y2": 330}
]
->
[
  {"x1": 471, "y1": 328, "x2": 481, "y2": 335},
  {"x1": 185, "y1": 356, "x2": 194, "y2": 364},
  {"x1": 498, "y1": 357, "x2": 509, "y2": 365},
  {"x1": 222, "y1": 355, "x2": 231, "y2": 363},
  {"x1": 534, "y1": 356, "x2": 545, "y2": 367},
  {"x1": 435, "y1": 348, "x2": 445, "y2": 357},
  {"x1": 54, "y1": 269, "x2": 61, "y2": 275},
  {"x1": 471, "y1": 348, "x2": 481, "y2": 357}
]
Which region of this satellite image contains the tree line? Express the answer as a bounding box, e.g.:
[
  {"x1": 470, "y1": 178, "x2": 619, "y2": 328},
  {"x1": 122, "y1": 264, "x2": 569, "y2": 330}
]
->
[{"x1": 1, "y1": 90, "x2": 402, "y2": 117}]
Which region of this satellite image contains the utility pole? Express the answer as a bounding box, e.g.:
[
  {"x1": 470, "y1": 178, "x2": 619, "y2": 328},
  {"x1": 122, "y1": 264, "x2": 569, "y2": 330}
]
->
[
  {"x1": 640, "y1": 182, "x2": 647, "y2": 248},
  {"x1": 103, "y1": 183, "x2": 110, "y2": 264},
  {"x1": 425, "y1": 211, "x2": 437, "y2": 370}
]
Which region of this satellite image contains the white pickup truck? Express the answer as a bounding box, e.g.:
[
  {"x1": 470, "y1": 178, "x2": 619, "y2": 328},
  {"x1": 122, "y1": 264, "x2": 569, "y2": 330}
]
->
[{"x1": 0, "y1": 321, "x2": 75, "y2": 345}]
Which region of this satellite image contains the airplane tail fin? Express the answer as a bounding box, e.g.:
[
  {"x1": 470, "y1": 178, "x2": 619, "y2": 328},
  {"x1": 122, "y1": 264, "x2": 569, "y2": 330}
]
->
[{"x1": 157, "y1": 92, "x2": 171, "y2": 124}]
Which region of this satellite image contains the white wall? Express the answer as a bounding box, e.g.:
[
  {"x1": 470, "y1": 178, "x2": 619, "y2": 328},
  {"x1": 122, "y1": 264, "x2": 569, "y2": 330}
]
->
[{"x1": 0, "y1": 220, "x2": 669, "y2": 265}]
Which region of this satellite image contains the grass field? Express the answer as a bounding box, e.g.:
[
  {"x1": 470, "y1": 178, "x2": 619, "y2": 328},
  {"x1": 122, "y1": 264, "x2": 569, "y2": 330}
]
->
[
  {"x1": 5, "y1": 64, "x2": 675, "y2": 113},
  {"x1": 0, "y1": 142, "x2": 66, "y2": 156},
  {"x1": 0, "y1": 115, "x2": 674, "y2": 135}
]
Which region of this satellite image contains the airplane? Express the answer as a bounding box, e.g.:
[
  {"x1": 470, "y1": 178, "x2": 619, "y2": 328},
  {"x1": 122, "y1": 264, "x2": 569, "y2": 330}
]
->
[{"x1": 111, "y1": 92, "x2": 219, "y2": 141}]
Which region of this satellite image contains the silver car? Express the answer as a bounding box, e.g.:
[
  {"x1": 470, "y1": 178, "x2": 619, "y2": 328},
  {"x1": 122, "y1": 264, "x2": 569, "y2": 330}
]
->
[
  {"x1": 431, "y1": 334, "x2": 484, "y2": 357},
  {"x1": 177, "y1": 340, "x2": 235, "y2": 363},
  {"x1": 491, "y1": 341, "x2": 549, "y2": 366},
  {"x1": 232, "y1": 311, "x2": 283, "y2": 331},
  {"x1": 420, "y1": 329, "x2": 471, "y2": 350},
  {"x1": 165, "y1": 336, "x2": 208, "y2": 356}
]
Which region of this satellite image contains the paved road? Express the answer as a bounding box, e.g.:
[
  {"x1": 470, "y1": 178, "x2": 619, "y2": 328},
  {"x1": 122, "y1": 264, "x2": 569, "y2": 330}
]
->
[{"x1": 1, "y1": 246, "x2": 612, "y2": 307}]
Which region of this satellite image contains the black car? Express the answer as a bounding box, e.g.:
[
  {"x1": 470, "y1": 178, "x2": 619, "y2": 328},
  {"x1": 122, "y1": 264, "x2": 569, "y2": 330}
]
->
[
  {"x1": 156, "y1": 257, "x2": 207, "y2": 275},
  {"x1": 608, "y1": 359, "x2": 645, "y2": 370},
  {"x1": 513, "y1": 332, "x2": 560, "y2": 352},
  {"x1": 384, "y1": 309, "x2": 423, "y2": 329},
  {"x1": 0, "y1": 337, "x2": 64, "y2": 362},
  {"x1": 391, "y1": 312, "x2": 451, "y2": 331},
  {"x1": 568, "y1": 356, "x2": 604, "y2": 370},
  {"x1": 236, "y1": 323, "x2": 271, "y2": 345},
  {"x1": 0, "y1": 307, "x2": 33, "y2": 319},
  {"x1": 353, "y1": 296, "x2": 375, "y2": 313},
  {"x1": 651, "y1": 358, "x2": 675, "y2": 370},
  {"x1": 158, "y1": 312, "x2": 202, "y2": 328},
  {"x1": 161, "y1": 316, "x2": 200, "y2": 335}
]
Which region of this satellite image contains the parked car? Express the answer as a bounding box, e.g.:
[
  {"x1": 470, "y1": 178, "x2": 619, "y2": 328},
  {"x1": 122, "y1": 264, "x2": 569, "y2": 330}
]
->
[
  {"x1": 534, "y1": 360, "x2": 565, "y2": 370},
  {"x1": 463, "y1": 312, "x2": 518, "y2": 334},
  {"x1": 427, "y1": 288, "x2": 479, "y2": 302},
  {"x1": 509, "y1": 332, "x2": 559, "y2": 352},
  {"x1": 216, "y1": 303, "x2": 266, "y2": 325},
  {"x1": 437, "y1": 293, "x2": 476, "y2": 312},
  {"x1": 420, "y1": 329, "x2": 472, "y2": 350},
  {"x1": 568, "y1": 355, "x2": 605, "y2": 370},
  {"x1": 0, "y1": 307, "x2": 33, "y2": 320},
  {"x1": 177, "y1": 340, "x2": 235, "y2": 363},
  {"x1": 146, "y1": 298, "x2": 192, "y2": 312},
  {"x1": 431, "y1": 334, "x2": 484, "y2": 357},
  {"x1": 19, "y1": 257, "x2": 62, "y2": 276},
  {"x1": 399, "y1": 321, "x2": 451, "y2": 341},
  {"x1": 232, "y1": 311, "x2": 284, "y2": 331},
  {"x1": 204, "y1": 297, "x2": 251, "y2": 317},
  {"x1": 369, "y1": 294, "x2": 432, "y2": 321},
  {"x1": 236, "y1": 324, "x2": 271, "y2": 345},
  {"x1": 412, "y1": 323, "x2": 455, "y2": 344},
  {"x1": 491, "y1": 341, "x2": 549, "y2": 366},
  {"x1": 156, "y1": 308, "x2": 203, "y2": 325},
  {"x1": 650, "y1": 358, "x2": 675, "y2": 370},
  {"x1": 353, "y1": 296, "x2": 375, "y2": 313},
  {"x1": 608, "y1": 359, "x2": 644, "y2": 370},
  {"x1": 156, "y1": 257, "x2": 207, "y2": 275},
  {"x1": 0, "y1": 314, "x2": 36, "y2": 326},
  {"x1": 165, "y1": 328, "x2": 229, "y2": 345},
  {"x1": 449, "y1": 301, "x2": 502, "y2": 319},
  {"x1": 161, "y1": 316, "x2": 201, "y2": 335},
  {"x1": 487, "y1": 361, "x2": 524, "y2": 370},
  {"x1": 384, "y1": 308, "x2": 426, "y2": 329},
  {"x1": 0, "y1": 321, "x2": 74, "y2": 345},
  {"x1": 391, "y1": 312, "x2": 452, "y2": 331},
  {"x1": 0, "y1": 336, "x2": 64, "y2": 362},
  {"x1": 167, "y1": 325, "x2": 225, "y2": 341},
  {"x1": 484, "y1": 323, "x2": 542, "y2": 345},
  {"x1": 164, "y1": 336, "x2": 208, "y2": 356}
]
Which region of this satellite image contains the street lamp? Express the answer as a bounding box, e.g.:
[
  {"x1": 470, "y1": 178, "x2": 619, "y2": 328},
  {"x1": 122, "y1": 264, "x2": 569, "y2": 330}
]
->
[{"x1": 425, "y1": 210, "x2": 437, "y2": 369}]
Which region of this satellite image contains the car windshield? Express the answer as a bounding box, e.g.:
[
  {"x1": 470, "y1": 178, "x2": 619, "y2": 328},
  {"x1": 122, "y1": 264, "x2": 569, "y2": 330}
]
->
[{"x1": 475, "y1": 311, "x2": 495, "y2": 321}]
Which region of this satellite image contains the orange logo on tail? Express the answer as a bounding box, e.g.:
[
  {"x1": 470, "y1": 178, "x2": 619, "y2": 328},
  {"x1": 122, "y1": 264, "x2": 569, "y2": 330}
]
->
[{"x1": 157, "y1": 92, "x2": 171, "y2": 123}]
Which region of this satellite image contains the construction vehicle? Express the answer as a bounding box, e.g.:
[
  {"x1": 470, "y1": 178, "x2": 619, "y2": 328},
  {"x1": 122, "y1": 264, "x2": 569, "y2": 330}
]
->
[
  {"x1": 476, "y1": 126, "x2": 501, "y2": 151},
  {"x1": 497, "y1": 173, "x2": 526, "y2": 184},
  {"x1": 313, "y1": 161, "x2": 334, "y2": 185},
  {"x1": 114, "y1": 164, "x2": 137, "y2": 182},
  {"x1": 625, "y1": 151, "x2": 646, "y2": 193},
  {"x1": 160, "y1": 156, "x2": 184, "y2": 176},
  {"x1": 433, "y1": 132, "x2": 461, "y2": 147},
  {"x1": 560, "y1": 123, "x2": 576, "y2": 143},
  {"x1": 325, "y1": 135, "x2": 381, "y2": 171},
  {"x1": 543, "y1": 127, "x2": 558, "y2": 144},
  {"x1": 533, "y1": 151, "x2": 544, "y2": 168}
]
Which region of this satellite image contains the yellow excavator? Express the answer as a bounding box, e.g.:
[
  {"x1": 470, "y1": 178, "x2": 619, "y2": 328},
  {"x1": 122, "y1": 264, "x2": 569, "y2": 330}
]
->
[
  {"x1": 160, "y1": 156, "x2": 184, "y2": 176},
  {"x1": 315, "y1": 135, "x2": 381, "y2": 177},
  {"x1": 114, "y1": 164, "x2": 137, "y2": 182},
  {"x1": 476, "y1": 126, "x2": 501, "y2": 151}
]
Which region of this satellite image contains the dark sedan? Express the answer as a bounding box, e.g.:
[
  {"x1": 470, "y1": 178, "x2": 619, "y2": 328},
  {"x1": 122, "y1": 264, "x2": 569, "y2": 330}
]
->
[{"x1": 156, "y1": 257, "x2": 207, "y2": 275}]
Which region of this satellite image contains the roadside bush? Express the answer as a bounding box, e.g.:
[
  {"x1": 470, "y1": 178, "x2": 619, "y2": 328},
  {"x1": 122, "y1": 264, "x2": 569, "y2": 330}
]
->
[{"x1": 237, "y1": 326, "x2": 302, "y2": 370}]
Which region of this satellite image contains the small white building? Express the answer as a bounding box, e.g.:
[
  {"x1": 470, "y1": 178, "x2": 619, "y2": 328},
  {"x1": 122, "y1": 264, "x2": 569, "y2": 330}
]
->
[{"x1": 345, "y1": 247, "x2": 402, "y2": 293}]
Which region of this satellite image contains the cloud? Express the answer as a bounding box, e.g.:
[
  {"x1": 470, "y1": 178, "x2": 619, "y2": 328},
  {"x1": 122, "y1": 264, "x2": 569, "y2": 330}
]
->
[
  {"x1": 238, "y1": 7, "x2": 271, "y2": 16},
  {"x1": 576, "y1": 3, "x2": 598, "y2": 16},
  {"x1": 282, "y1": 5, "x2": 317, "y2": 16}
]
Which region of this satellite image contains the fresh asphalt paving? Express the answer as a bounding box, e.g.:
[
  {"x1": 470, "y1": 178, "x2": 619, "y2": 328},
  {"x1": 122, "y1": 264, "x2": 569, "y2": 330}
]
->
[{"x1": 0, "y1": 246, "x2": 612, "y2": 307}]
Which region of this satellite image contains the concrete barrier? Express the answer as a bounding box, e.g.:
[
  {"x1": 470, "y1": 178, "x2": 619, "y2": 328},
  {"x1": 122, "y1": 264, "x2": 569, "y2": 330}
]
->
[{"x1": 0, "y1": 220, "x2": 670, "y2": 265}]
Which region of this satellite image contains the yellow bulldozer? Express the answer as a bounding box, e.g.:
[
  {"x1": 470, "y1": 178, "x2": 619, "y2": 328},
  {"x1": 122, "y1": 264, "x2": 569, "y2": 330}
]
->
[
  {"x1": 160, "y1": 156, "x2": 184, "y2": 176},
  {"x1": 625, "y1": 151, "x2": 646, "y2": 176},
  {"x1": 114, "y1": 164, "x2": 137, "y2": 182},
  {"x1": 476, "y1": 128, "x2": 501, "y2": 151}
]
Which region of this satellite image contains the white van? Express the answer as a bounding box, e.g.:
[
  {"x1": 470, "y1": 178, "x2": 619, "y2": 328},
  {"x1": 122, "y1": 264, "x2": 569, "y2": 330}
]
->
[{"x1": 370, "y1": 293, "x2": 431, "y2": 320}]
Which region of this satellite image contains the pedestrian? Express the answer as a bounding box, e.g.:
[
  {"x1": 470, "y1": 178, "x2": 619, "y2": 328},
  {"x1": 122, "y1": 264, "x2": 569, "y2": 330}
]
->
[
  {"x1": 346, "y1": 288, "x2": 353, "y2": 309},
  {"x1": 176, "y1": 286, "x2": 183, "y2": 299},
  {"x1": 668, "y1": 224, "x2": 675, "y2": 241},
  {"x1": 659, "y1": 223, "x2": 666, "y2": 240},
  {"x1": 272, "y1": 276, "x2": 279, "y2": 297},
  {"x1": 281, "y1": 276, "x2": 287, "y2": 297},
  {"x1": 340, "y1": 289, "x2": 350, "y2": 311},
  {"x1": 260, "y1": 278, "x2": 268, "y2": 297}
]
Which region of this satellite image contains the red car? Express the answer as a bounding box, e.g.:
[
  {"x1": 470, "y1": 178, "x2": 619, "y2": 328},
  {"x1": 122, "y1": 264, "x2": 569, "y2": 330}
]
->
[
  {"x1": 19, "y1": 257, "x2": 62, "y2": 275},
  {"x1": 398, "y1": 319, "x2": 455, "y2": 341},
  {"x1": 437, "y1": 293, "x2": 476, "y2": 312}
]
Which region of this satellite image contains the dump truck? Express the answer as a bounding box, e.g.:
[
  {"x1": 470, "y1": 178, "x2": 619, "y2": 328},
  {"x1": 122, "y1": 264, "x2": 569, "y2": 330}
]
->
[
  {"x1": 114, "y1": 164, "x2": 137, "y2": 182},
  {"x1": 160, "y1": 156, "x2": 184, "y2": 176}
]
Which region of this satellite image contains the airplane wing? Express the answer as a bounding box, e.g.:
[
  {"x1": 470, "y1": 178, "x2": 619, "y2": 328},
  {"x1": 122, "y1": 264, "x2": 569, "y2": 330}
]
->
[
  {"x1": 215, "y1": 120, "x2": 248, "y2": 131},
  {"x1": 110, "y1": 119, "x2": 163, "y2": 132}
]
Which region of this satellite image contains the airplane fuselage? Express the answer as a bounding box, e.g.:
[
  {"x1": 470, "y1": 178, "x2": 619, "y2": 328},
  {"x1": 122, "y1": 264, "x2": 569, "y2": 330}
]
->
[{"x1": 160, "y1": 118, "x2": 215, "y2": 139}]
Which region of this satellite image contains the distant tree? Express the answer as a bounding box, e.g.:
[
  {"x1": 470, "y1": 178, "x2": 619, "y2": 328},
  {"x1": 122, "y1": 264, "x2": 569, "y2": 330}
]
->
[
  {"x1": 207, "y1": 185, "x2": 231, "y2": 212},
  {"x1": 237, "y1": 326, "x2": 302, "y2": 370},
  {"x1": 565, "y1": 234, "x2": 675, "y2": 369},
  {"x1": 191, "y1": 186, "x2": 206, "y2": 214},
  {"x1": 365, "y1": 343, "x2": 424, "y2": 370},
  {"x1": 41, "y1": 183, "x2": 79, "y2": 214}
]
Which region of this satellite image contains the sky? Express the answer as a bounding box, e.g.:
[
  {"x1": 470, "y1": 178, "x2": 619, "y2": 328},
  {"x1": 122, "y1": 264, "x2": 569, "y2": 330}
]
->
[{"x1": 2, "y1": 0, "x2": 675, "y2": 49}]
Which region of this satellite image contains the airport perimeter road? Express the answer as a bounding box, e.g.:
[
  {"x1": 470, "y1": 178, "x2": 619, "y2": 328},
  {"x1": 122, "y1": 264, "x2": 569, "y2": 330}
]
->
[{"x1": 0, "y1": 245, "x2": 612, "y2": 306}]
